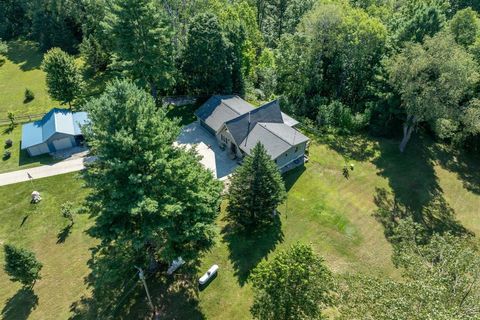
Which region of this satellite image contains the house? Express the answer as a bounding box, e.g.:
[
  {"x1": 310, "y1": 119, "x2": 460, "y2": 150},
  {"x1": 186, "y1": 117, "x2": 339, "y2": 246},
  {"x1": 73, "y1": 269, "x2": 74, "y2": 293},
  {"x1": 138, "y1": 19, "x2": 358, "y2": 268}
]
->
[
  {"x1": 21, "y1": 108, "x2": 89, "y2": 156},
  {"x1": 195, "y1": 95, "x2": 309, "y2": 172}
]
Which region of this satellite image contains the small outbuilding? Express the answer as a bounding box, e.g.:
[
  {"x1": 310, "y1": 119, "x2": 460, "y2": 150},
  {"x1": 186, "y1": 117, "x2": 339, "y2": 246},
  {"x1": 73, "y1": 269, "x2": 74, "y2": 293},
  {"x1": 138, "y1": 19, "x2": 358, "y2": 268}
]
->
[{"x1": 21, "y1": 108, "x2": 89, "y2": 156}]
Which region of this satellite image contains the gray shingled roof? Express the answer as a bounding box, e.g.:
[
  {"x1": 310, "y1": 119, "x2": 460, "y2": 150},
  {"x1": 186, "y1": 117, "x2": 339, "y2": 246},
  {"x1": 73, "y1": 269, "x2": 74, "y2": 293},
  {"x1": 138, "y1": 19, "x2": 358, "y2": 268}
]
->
[
  {"x1": 239, "y1": 123, "x2": 292, "y2": 159},
  {"x1": 225, "y1": 100, "x2": 284, "y2": 145},
  {"x1": 195, "y1": 95, "x2": 254, "y2": 133},
  {"x1": 257, "y1": 122, "x2": 309, "y2": 145}
]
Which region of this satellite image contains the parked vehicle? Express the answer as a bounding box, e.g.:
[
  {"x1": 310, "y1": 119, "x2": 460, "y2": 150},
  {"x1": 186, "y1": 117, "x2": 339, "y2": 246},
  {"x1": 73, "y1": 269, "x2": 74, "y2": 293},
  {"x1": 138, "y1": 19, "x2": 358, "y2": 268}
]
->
[{"x1": 199, "y1": 264, "x2": 219, "y2": 285}]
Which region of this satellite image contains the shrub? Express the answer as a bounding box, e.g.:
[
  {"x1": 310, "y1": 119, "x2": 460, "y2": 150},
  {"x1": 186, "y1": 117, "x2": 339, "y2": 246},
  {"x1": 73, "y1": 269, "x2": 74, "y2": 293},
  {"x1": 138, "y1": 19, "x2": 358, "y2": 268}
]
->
[
  {"x1": 5, "y1": 139, "x2": 12, "y2": 148},
  {"x1": 24, "y1": 88, "x2": 35, "y2": 103},
  {"x1": 4, "y1": 244, "x2": 43, "y2": 287},
  {"x1": 3, "y1": 150, "x2": 11, "y2": 159},
  {"x1": 7, "y1": 112, "x2": 15, "y2": 126}
]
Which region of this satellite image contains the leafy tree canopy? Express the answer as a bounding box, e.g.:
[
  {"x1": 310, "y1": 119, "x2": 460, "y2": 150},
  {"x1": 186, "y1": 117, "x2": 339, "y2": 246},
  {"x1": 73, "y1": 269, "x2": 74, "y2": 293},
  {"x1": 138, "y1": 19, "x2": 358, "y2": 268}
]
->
[
  {"x1": 250, "y1": 243, "x2": 334, "y2": 320},
  {"x1": 42, "y1": 47, "x2": 84, "y2": 107},
  {"x1": 386, "y1": 31, "x2": 479, "y2": 151},
  {"x1": 339, "y1": 223, "x2": 480, "y2": 319}
]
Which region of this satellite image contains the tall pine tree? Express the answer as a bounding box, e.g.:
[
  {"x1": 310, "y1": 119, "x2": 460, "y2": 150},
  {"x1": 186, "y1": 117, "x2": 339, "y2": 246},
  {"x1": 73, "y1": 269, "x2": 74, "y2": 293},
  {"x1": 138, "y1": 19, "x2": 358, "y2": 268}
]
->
[
  {"x1": 103, "y1": 0, "x2": 174, "y2": 99},
  {"x1": 181, "y1": 12, "x2": 232, "y2": 95},
  {"x1": 227, "y1": 142, "x2": 286, "y2": 229},
  {"x1": 82, "y1": 79, "x2": 222, "y2": 264}
]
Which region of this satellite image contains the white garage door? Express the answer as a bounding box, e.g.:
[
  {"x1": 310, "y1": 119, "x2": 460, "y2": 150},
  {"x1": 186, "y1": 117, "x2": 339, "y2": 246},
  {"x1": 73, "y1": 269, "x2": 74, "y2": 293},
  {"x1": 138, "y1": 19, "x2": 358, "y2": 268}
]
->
[
  {"x1": 29, "y1": 143, "x2": 50, "y2": 156},
  {"x1": 53, "y1": 137, "x2": 73, "y2": 151}
]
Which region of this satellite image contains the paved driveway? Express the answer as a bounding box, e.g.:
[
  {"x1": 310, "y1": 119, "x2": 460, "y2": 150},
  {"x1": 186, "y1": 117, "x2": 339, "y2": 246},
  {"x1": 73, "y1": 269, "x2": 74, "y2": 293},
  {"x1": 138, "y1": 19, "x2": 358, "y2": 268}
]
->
[
  {"x1": 0, "y1": 156, "x2": 95, "y2": 187},
  {"x1": 176, "y1": 122, "x2": 238, "y2": 180}
]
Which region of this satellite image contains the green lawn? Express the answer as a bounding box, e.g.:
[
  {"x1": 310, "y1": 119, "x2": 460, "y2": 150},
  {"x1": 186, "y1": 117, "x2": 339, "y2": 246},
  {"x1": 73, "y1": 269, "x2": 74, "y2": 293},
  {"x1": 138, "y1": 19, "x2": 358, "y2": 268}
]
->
[
  {"x1": 0, "y1": 124, "x2": 58, "y2": 174},
  {"x1": 0, "y1": 41, "x2": 59, "y2": 119},
  {"x1": 0, "y1": 173, "x2": 95, "y2": 320},
  {"x1": 1, "y1": 133, "x2": 479, "y2": 319}
]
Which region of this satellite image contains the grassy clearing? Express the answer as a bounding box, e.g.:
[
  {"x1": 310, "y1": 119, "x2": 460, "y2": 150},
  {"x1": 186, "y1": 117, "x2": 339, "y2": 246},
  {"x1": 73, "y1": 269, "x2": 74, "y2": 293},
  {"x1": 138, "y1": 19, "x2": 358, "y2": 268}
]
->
[
  {"x1": 0, "y1": 124, "x2": 58, "y2": 174},
  {"x1": 0, "y1": 173, "x2": 95, "y2": 320},
  {"x1": 0, "y1": 132, "x2": 479, "y2": 319},
  {"x1": 0, "y1": 41, "x2": 58, "y2": 119}
]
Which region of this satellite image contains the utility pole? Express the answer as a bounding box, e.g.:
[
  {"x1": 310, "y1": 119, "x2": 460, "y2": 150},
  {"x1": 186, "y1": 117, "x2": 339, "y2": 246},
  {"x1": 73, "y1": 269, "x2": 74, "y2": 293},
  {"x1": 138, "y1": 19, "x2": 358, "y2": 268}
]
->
[{"x1": 134, "y1": 266, "x2": 155, "y2": 314}]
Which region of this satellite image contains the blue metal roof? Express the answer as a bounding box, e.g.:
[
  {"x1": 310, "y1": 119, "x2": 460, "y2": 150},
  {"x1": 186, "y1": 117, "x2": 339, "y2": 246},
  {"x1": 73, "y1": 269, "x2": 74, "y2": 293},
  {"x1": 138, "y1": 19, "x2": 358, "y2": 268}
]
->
[{"x1": 21, "y1": 108, "x2": 89, "y2": 149}]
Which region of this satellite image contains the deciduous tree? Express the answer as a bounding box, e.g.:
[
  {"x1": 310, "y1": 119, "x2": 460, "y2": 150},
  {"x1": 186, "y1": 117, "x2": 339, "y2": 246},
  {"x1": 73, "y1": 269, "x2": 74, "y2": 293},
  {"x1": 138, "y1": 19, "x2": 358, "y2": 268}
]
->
[
  {"x1": 386, "y1": 32, "x2": 479, "y2": 152},
  {"x1": 339, "y1": 227, "x2": 480, "y2": 319},
  {"x1": 250, "y1": 243, "x2": 334, "y2": 320},
  {"x1": 42, "y1": 47, "x2": 84, "y2": 107}
]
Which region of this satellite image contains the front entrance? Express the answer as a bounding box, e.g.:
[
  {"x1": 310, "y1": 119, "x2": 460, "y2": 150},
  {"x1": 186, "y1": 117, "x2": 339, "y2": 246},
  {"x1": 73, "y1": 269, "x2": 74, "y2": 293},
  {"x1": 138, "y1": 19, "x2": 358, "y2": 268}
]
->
[{"x1": 230, "y1": 142, "x2": 237, "y2": 155}]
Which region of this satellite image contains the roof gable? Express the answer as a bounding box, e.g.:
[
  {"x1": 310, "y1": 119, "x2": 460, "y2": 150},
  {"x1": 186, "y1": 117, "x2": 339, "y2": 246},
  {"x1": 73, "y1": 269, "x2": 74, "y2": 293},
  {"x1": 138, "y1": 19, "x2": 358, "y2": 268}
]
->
[
  {"x1": 195, "y1": 95, "x2": 254, "y2": 133},
  {"x1": 21, "y1": 109, "x2": 89, "y2": 149},
  {"x1": 239, "y1": 123, "x2": 292, "y2": 159},
  {"x1": 225, "y1": 100, "x2": 284, "y2": 145}
]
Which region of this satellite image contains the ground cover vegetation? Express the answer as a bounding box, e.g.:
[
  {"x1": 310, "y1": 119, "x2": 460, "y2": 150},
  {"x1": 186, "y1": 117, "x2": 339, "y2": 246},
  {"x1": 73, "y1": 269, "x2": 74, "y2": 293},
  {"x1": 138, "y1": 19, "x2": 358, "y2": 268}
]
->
[{"x1": 1, "y1": 0, "x2": 480, "y2": 319}]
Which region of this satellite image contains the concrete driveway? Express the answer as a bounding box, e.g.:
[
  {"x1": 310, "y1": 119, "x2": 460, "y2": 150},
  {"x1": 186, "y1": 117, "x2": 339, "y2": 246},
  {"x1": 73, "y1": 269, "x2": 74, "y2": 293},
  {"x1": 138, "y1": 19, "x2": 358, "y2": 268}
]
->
[
  {"x1": 176, "y1": 122, "x2": 238, "y2": 180},
  {"x1": 0, "y1": 156, "x2": 95, "y2": 187}
]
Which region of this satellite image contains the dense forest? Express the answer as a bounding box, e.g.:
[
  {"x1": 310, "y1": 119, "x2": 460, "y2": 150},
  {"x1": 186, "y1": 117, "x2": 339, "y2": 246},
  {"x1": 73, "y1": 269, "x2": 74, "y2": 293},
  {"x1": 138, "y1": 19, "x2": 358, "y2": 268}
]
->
[{"x1": 1, "y1": 0, "x2": 479, "y2": 152}]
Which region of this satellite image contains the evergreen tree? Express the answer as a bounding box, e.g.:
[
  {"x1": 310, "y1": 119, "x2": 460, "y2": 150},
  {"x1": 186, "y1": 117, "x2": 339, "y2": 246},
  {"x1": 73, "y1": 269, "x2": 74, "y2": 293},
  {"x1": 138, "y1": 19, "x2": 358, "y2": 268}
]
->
[
  {"x1": 30, "y1": 0, "x2": 82, "y2": 53},
  {"x1": 227, "y1": 142, "x2": 286, "y2": 229},
  {"x1": 0, "y1": 0, "x2": 31, "y2": 39},
  {"x1": 4, "y1": 244, "x2": 43, "y2": 287},
  {"x1": 181, "y1": 12, "x2": 232, "y2": 95},
  {"x1": 103, "y1": 0, "x2": 174, "y2": 99},
  {"x1": 42, "y1": 47, "x2": 84, "y2": 107},
  {"x1": 250, "y1": 243, "x2": 334, "y2": 320},
  {"x1": 82, "y1": 79, "x2": 222, "y2": 264},
  {"x1": 79, "y1": 35, "x2": 110, "y2": 73}
]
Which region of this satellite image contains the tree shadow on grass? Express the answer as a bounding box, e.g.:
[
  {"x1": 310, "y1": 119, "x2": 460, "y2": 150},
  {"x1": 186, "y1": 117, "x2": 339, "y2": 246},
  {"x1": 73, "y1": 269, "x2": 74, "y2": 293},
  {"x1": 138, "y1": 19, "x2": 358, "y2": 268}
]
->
[
  {"x1": 373, "y1": 187, "x2": 472, "y2": 242},
  {"x1": 283, "y1": 165, "x2": 306, "y2": 191},
  {"x1": 69, "y1": 242, "x2": 206, "y2": 320},
  {"x1": 1, "y1": 287, "x2": 39, "y2": 320},
  {"x1": 434, "y1": 144, "x2": 480, "y2": 195},
  {"x1": 318, "y1": 133, "x2": 378, "y2": 162},
  {"x1": 57, "y1": 223, "x2": 73, "y2": 244},
  {"x1": 222, "y1": 216, "x2": 284, "y2": 286},
  {"x1": 5, "y1": 41, "x2": 44, "y2": 71},
  {"x1": 317, "y1": 130, "x2": 472, "y2": 237},
  {"x1": 69, "y1": 272, "x2": 205, "y2": 320}
]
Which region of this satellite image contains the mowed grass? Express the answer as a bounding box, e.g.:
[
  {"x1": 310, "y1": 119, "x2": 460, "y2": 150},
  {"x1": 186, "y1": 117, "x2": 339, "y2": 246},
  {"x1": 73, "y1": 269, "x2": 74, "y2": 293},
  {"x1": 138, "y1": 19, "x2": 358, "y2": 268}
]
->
[
  {"x1": 0, "y1": 132, "x2": 479, "y2": 319},
  {"x1": 0, "y1": 41, "x2": 58, "y2": 119},
  {"x1": 0, "y1": 124, "x2": 58, "y2": 174},
  {"x1": 0, "y1": 173, "x2": 95, "y2": 320}
]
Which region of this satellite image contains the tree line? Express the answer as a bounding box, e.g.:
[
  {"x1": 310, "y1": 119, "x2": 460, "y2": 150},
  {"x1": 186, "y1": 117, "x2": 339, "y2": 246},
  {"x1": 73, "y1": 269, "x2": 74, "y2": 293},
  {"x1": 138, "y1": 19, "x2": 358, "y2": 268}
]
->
[{"x1": 1, "y1": 0, "x2": 479, "y2": 151}]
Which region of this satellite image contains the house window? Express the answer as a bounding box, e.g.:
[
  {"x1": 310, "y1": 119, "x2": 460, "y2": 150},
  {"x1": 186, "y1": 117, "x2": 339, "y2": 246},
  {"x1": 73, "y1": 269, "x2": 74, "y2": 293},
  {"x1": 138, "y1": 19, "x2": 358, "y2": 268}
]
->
[
  {"x1": 285, "y1": 153, "x2": 288, "y2": 157},
  {"x1": 295, "y1": 146, "x2": 299, "y2": 153},
  {"x1": 274, "y1": 159, "x2": 277, "y2": 164}
]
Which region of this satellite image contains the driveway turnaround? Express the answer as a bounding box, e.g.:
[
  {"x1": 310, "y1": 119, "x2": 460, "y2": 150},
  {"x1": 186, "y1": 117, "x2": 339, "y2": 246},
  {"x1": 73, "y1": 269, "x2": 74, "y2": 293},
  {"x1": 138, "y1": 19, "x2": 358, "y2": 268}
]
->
[
  {"x1": 176, "y1": 122, "x2": 238, "y2": 180},
  {"x1": 0, "y1": 156, "x2": 95, "y2": 187}
]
